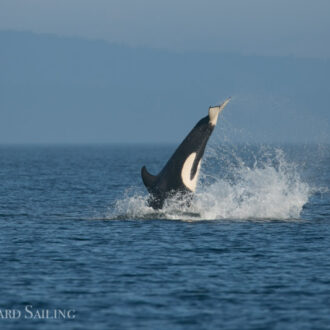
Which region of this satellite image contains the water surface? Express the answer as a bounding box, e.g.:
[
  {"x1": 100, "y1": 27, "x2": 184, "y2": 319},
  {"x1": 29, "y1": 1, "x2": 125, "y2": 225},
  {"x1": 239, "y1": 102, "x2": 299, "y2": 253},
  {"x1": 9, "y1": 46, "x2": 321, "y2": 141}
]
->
[{"x1": 0, "y1": 144, "x2": 329, "y2": 329}]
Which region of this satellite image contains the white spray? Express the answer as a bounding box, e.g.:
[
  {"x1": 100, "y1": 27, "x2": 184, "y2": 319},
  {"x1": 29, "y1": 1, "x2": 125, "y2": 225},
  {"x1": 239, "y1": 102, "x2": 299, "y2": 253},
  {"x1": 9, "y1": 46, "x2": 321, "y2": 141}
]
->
[{"x1": 110, "y1": 145, "x2": 310, "y2": 221}]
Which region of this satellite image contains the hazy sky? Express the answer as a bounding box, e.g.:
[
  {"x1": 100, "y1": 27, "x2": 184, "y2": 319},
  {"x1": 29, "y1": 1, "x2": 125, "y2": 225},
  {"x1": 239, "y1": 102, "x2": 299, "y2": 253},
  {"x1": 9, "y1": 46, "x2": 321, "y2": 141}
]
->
[
  {"x1": 1, "y1": 0, "x2": 330, "y2": 58},
  {"x1": 0, "y1": 1, "x2": 329, "y2": 144}
]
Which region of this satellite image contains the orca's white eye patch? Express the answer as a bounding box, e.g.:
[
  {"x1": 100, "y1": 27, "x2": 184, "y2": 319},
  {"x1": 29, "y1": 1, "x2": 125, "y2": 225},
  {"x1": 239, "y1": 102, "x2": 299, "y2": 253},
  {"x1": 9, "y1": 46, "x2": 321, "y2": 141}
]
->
[{"x1": 181, "y1": 153, "x2": 201, "y2": 192}]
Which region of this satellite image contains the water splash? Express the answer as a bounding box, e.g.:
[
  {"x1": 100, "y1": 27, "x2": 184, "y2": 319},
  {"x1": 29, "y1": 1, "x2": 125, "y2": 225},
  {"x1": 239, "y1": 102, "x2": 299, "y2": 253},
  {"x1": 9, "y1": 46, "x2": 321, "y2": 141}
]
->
[
  {"x1": 109, "y1": 146, "x2": 311, "y2": 221},
  {"x1": 195, "y1": 148, "x2": 310, "y2": 219}
]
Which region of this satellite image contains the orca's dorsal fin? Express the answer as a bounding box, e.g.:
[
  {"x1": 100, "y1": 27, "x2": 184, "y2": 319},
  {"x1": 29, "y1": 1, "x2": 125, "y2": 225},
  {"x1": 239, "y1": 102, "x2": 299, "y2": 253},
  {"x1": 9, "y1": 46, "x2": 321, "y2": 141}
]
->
[{"x1": 141, "y1": 166, "x2": 157, "y2": 189}]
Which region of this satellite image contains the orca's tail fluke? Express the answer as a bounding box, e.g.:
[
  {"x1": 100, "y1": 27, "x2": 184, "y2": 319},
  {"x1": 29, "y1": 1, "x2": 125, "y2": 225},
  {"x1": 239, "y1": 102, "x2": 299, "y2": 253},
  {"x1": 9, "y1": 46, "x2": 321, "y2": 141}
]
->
[
  {"x1": 141, "y1": 166, "x2": 157, "y2": 191},
  {"x1": 209, "y1": 97, "x2": 231, "y2": 126}
]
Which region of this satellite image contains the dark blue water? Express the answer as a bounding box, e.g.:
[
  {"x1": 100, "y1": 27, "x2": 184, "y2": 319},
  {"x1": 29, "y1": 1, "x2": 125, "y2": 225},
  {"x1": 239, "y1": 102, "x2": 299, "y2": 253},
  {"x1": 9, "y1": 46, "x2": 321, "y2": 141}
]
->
[{"x1": 0, "y1": 144, "x2": 329, "y2": 329}]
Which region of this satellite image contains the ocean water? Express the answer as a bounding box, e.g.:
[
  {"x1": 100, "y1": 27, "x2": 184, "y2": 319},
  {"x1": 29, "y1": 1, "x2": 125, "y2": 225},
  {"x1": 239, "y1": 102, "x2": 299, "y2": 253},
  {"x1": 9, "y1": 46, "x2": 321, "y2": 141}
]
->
[{"x1": 0, "y1": 143, "x2": 329, "y2": 329}]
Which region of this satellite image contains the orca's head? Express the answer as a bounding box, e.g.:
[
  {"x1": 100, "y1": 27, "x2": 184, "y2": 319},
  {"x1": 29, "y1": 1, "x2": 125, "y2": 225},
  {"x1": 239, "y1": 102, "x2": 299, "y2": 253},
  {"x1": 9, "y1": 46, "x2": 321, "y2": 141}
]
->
[{"x1": 208, "y1": 97, "x2": 231, "y2": 126}]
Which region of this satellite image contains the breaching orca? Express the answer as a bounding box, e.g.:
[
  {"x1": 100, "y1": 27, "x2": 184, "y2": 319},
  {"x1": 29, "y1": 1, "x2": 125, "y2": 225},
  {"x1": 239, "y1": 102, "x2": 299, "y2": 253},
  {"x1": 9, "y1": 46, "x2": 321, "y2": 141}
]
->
[{"x1": 141, "y1": 98, "x2": 231, "y2": 209}]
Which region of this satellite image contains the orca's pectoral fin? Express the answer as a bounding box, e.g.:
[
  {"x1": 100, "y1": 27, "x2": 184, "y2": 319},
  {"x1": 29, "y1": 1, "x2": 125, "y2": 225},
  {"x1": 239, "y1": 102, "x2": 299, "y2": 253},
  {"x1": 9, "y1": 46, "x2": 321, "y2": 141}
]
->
[{"x1": 141, "y1": 166, "x2": 157, "y2": 189}]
